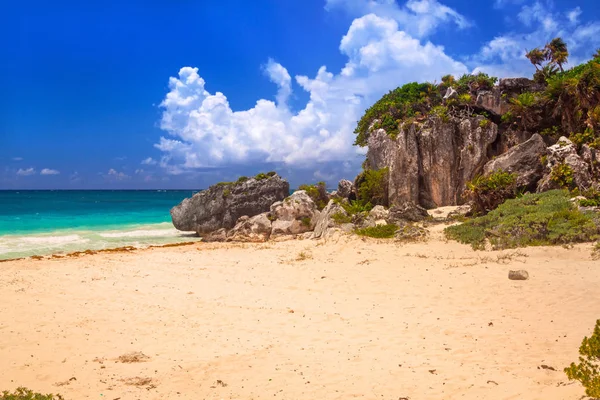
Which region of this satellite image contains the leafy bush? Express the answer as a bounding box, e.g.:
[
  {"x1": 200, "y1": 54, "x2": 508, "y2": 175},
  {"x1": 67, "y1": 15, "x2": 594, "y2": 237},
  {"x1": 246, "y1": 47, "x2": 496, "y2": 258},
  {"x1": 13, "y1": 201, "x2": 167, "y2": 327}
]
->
[
  {"x1": 564, "y1": 319, "x2": 600, "y2": 398},
  {"x1": 334, "y1": 198, "x2": 373, "y2": 214},
  {"x1": 255, "y1": 172, "x2": 269, "y2": 180},
  {"x1": 445, "y1": 190, "x2": 600, "y2": 250},
  {"x1": 0, "y1": 388, "x2": 64, "y2": 400},
  {"x1": 356, "y1": 168, "x2": 389, "y2": 207},
  {"x1": 300, "y1": 217, "x2": 312, "y2": 228},
  {"x1": 222, "y1": 189, "x2": 231, "y2": 198},
  {"x1": 550, "y1": 163, "x2": 575, "y2": 189},
  {"x1": 331, "y1": 211, "x2": 352, "y2": 224},
  {"x1": 458, "y1": 93, "x2": 472, "y2": 104},
  {"x1": 456, "y1": 72, "x2": 498, "y2": 93},
  {"x1": 465, "y1": 170, "x2": 517, "y2": 214},
  {"x1": 430, "y1": 105, "x2": 449, "y2": 122},
  {"x1": 355, "y1": 224, "x2": 398, "y2": 239},
  {"x1": 479, "y1": 119, "x2": 491, "y2": 128},
  {"x1": 298, "y1": 181, "x2": 329, "y2": 210},
  {"x1": 266, "y1": 171, "x2": 277, "y2": 177},
  {"x1": 354, "y1": 82, "x2": 440, "y2": 146},
  {"x1": 236, "y1": 176, "x2": 249, "y2": 183}
]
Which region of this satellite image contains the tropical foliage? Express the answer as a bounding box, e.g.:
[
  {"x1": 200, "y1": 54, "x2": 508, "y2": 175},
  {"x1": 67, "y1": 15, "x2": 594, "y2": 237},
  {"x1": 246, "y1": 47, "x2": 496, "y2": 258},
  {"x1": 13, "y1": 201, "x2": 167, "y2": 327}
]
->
[{"x1": 565, "y1": 319, "x2": 600, "y2": 398}]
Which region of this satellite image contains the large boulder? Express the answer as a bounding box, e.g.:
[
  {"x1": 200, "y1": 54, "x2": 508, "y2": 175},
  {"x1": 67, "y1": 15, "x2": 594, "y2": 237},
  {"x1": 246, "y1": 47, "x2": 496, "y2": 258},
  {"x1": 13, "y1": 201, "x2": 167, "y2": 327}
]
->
[
  {"x1": 476, "y1": 89, "x2": 509, "y2": 116},
  {"x1": 483, "y1": 133, "x2": 547, "y2": 190},
  {"x1": 170, "y1": 174, "x2": 289, "y2": 234},
  {"x1": 270, "y1": 190, "x2": 317, "y2": 237},
  {"x1": 366, "y1": 115, "x2": 497, "y2": 208},
  {"x1": 336, "y1": 179, "x2": 354, "y2": 199},
  {"x1": 388, "y1": 202, "x2": 429, "y2": 223},
  {"x1": 537, "y1": 137, "x2": 592, "y2": 192},
  {"x1": 313, "y1": 199, "x2": 352, "y2": 239},
  {"x1": 228, "y1": 213, "x2": 272, "y2": 242},
  {"x1": 581, "y1": 144, "x2": 600, "y2": 178}
]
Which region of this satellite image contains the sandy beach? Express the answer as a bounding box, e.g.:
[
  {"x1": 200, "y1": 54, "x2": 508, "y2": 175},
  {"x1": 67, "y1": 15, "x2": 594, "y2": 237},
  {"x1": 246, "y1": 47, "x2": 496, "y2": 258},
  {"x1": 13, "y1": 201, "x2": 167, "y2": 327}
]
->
[{"x1": 1, "y1": 225, "x2": 598, "y2": 400}]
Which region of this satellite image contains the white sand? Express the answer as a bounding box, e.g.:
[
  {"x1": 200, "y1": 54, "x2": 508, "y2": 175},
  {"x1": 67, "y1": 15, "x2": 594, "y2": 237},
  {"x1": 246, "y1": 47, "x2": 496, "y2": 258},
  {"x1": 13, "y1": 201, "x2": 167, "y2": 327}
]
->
[{"x1": 1, "y1": 226, "x2": 598, "y2": 399}]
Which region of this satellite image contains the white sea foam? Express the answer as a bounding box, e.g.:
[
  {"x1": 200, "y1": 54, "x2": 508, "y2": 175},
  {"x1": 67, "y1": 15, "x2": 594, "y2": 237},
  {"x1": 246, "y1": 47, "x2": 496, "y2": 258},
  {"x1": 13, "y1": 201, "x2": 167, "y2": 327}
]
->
[
  {"x1": 19, "y1": 234, "x2": 89, "y2": 245},
  {"x1": 99, "y1": 228, "x2": 181, "y2": 238}
]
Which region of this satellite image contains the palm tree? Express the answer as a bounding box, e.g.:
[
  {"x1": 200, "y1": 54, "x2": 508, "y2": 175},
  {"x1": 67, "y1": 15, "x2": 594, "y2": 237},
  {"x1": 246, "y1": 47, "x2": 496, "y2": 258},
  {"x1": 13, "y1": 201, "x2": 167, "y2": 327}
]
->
[
  {"x1": 526, "y1": 48, "x2": 546, "y2": 71},
  {"x1": 545, "y1": 37, "x2": 569, "y2": 72}
]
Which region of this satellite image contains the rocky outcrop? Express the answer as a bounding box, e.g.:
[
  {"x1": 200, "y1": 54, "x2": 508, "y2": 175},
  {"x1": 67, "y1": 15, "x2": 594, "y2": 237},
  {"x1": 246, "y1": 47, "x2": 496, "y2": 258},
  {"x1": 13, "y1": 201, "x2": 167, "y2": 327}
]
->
[
  {"x1": 270, "y1": 191, "x2": 317, "y2": 237},
  {"x1": 537, "y1": 137, "x2": 592, "y2": 192},
  {"x1": 388, "y1": 202, "x2": 429, "y2": 223},
  {"x1": 476, "y1": 78, "x2": 544, "y2": 117},
  {"x1": 171, "y1": 174, "x2": 289, "y2": 234},
  {"x1": 366, "y1": 116, "x2": 497, "y2": 208},
  {"x1": 228, "y1": 213, "x2": 272, "y2": 242},
  {"x1": 313, "y1": 200, "x2": 351, "y2": 239},
  {"x1": 336, "y1": 179, "x2": 353, "y2": 199},
  {"x1": 582, "y1": 144, "x2": 600, "y2": 178},
  {"x1": 483, "y1": 133, "x2": 547, "y2": 190}
]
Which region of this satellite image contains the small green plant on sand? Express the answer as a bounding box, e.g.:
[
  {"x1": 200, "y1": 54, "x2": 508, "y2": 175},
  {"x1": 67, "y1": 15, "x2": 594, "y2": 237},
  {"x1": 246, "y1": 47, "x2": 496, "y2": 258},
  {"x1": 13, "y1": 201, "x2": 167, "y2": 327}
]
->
[
  {"x1": 355, "y1": 224, "x2": 398, "y2": 239},
  {"x1": 1, "y1": 388, "x2": 64, "y2": 400},
  {"x1": 445, "y1": 190, "x2": 600, "y2": 250},
  {"x1": 564, "y1": 319, "x2": 600, "y2": 397},
  {"x1": 331, "y1": 211, "x2": 352, "y2": 224},
  {"x1": 465, "y1": 170, "x2": 517, "y2": 214}
]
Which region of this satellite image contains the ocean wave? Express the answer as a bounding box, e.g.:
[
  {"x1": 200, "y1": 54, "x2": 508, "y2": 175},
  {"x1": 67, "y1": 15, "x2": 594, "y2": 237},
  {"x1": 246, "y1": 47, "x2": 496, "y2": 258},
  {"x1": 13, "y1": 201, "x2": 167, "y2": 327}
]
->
[
  {"x1": 99, "y1": 228, "x2": 181, "y2": 238},
  {"x1": 18, "y1": 234, "x2": 89, "y2": 245}
]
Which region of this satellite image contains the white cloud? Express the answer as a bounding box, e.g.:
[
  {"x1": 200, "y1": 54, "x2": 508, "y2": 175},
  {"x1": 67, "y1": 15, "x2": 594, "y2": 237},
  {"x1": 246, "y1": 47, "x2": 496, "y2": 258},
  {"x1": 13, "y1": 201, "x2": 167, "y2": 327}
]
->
[
  {"x1": 471, "y1": 3, "x2": 600, "y2": 77},
  {"x1": 155, "y1": 14, "x2": 467, "y2": 173},
  {"x1": 325, "y1": 0, "x2": 470, "y2": 38},
  {"x1": 567, "y1": 7, "x2": 582, "y2": 25},
  {"x1": 135, "y1": 169, "x2": 144, "y2": 174},
  {"x1": 141, "y1": 157, "x2": 157, "y2": 165},
  {"x1": 40, "y1": 168, "x2": 60, "y2": 175},
  {"x1": 493, "y1": 0, "x2": 525, "y2": 9},
  {"x1": 12, "y1": 157, "x2": 23, "y2": 161},
  {"x1": 106, "y1": 168, "x2": 130, "y2": 181},
  {"x1": 16, "y1": 168, "x2": 35, "y2": 176}
]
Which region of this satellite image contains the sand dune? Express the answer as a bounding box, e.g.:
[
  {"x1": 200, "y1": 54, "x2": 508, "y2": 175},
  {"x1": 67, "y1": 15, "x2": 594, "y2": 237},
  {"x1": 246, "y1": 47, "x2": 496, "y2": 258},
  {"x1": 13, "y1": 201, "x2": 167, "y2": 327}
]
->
[{"x1": 1, "y1": 226, "x2": 598, "y2": 399}]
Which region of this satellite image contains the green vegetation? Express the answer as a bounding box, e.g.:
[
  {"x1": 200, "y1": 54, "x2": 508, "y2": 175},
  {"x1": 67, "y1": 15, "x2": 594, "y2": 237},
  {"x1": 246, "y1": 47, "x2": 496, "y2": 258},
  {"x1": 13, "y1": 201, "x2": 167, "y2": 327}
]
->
[
  {"x1": 465, "y1": 170, "x2": 517, "y2": 214},
  {"x1": 564, "y1": 319, "x2": 600, "y2": 397},
  {"x1": 222, "y1": 189, "x2": 231, "y2": 198},
  {"x1": 298, "y1": 181, "x2": 329, "y2": 210},
  {"x1": 455, "y1": 72, "x2": 497, "y2": 93},
  {"x1": 549, "y1": 163, "x2": 575, "y2": 190},
  {"x1": 236, "y1": 176, "x2": 249, "y2": 183},
  {"x1": 355, "y1": 224, "x2": 398, "y2": 239},
  {"x1": 331, "y1": 211, "x2": 352, "y2": 224},
  {"x1": 354, "y1": 82, "x2": 441, "y2": 146},
  {"x1": 0, "y1": 388, "x2": 64, "y2": 400},
  {"x1": 479, "y1": 119, "x2": 491, "y2": 128},
  {"x1": 356, "y1": 167, "x2": 389, "y2": 207},
  {"x1": 445, "y1": 190, "x2": 600, "y2": 250},
  {"x1": 300, "y1": 217, "x2": 312, "y2": 228}
]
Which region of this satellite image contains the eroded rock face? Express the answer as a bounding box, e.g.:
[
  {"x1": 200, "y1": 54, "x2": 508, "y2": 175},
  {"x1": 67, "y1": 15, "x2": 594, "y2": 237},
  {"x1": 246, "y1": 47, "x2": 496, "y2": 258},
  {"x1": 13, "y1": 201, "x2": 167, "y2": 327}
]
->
[
  {"x1": 388, "y1": 202, "x2": 429, "y2": 223},
  {"x1": 366, "y1": 116, "x2": 497, "y2": 208},
  {"x1": 483, "y1": 133, "x2": 547, "y2": 190},
  {"x1": 337, "y1": 179, "x2": 353, "y2": 199},
  {"x1": 581, "y1": 144, "x2": 600, "y2": 178},
  {"x1": 170, "y1": 174, "x2": 289, "y2": 235},
  {"x1": 228, "y1": 213, "x2": 272, "y2": 242},
  {"x1": 537, "y1": 137, "x2": 592, "y2": 192},
  {"x1": 476, "y1": 89, "x2": 509, "y2": 116},
  {"x1": 270, "y1": 190, "x2": 317, "y2": 237},
  {"x1": 313, "y1": 200, "x2": 349, "y2": 239}
]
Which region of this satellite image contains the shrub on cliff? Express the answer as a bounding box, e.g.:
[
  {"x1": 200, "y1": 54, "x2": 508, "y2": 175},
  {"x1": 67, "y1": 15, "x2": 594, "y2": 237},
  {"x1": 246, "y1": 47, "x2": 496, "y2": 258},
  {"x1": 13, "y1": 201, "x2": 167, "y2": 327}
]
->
[
  {"x1": 298, "y1": 181, "x2": 329, "y2": 210},
  {"x1": 465, "y1": 170, "x2": 517, "y2": 214},
  {"x1": 1, "y1": 388, "x2": 64, "y2": 400},
  {"x1": 564, "y1": 319, "x2": 600, "y2": 398},
  {"x1": 445, "y1": 190, "x2": 600, "y2": 250},
  {"x1": 356, "y1": 168, "x2": 389, "y2": 207},
  {"x1": 355, "y1": 224, "x2": 398, "y2": 239}
]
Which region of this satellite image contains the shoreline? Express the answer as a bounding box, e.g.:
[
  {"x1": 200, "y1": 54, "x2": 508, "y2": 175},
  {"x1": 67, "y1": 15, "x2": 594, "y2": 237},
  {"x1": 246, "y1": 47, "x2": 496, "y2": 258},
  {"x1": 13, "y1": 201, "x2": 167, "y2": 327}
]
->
[{"x1": 1, "y1": 227, "x2": 598, "y2": 399}]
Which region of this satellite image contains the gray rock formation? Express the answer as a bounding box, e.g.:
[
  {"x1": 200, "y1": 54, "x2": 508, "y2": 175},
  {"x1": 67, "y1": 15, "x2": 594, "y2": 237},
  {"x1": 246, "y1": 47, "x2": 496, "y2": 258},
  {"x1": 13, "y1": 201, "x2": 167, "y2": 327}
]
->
[
  {"x1": 508, "y1": 270, "x2": 529, "y2": 280},
  {"x1": 170, "y1": 174, "x2": 289, "y2": 234},
  {"x1": 483, "y1": 133, "x2": 547, "y2": 190},
  {"x1": 366, "y1": 116, "x2": 497, "y2": 208},
  {"x1": 388, "y1": 202, "x2": 429, "y2": 223},
  {"x1": 270, "y1": 190, "x2": 317, "y2": 237},
  {"x1": 537, "y1": 137, "x2": 592, "y2": 192},
  {"x1": 336, "y1": 179, "x2": 354, "y2": 199},
  {"x1": 228, "y1": 213, "x2": 272, "y2": 242},
  {"x1": 443, "y1": 87, "x2": 458, "y2": 100},
  {"x1": 581, "y1": 144, "x2": 600, "y2": 178},
  {"x1": 313, "y1": 199, "x2": 351, "y2": 239}
]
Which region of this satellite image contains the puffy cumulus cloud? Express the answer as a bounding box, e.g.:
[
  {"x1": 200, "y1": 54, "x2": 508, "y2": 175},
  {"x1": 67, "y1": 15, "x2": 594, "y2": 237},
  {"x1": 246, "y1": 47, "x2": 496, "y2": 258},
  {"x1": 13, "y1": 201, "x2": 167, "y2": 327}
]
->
[
  {"x1": 106, "y1": 168, "x2": 130, "y2": 181},
  {"x1": 325, "y1": 0, "x2": 470, "y2": 38},
  {"x1": 16, "y1": 168, "x2": 35, "y2": 176},
  {"x1": 40, "y1": 168, "x2": 60, "y2": 175},
  {"x1": 141, "y1": 157, "x2": 157, "y2": 165},
  {"x1": 470, "y1": 2, "x2": 600, "y2": 77},
  {"x1": 156, "y1": 14, "x2": 467, "y2": 173}
]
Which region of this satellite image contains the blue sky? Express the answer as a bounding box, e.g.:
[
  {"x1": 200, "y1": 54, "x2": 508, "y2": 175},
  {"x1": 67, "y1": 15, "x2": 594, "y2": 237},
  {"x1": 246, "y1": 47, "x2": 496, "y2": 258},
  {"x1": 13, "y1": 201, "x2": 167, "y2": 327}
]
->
[{"x1": 2, "y1": 0, "x2": 600, "y2": 189}]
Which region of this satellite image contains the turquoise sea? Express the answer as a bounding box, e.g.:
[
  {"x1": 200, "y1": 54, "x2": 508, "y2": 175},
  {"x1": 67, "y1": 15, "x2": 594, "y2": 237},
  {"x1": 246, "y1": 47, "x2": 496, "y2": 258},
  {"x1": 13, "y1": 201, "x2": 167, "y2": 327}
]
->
[{"x1": 0, "y1": 190, "x2": 200, "y2": 260}]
